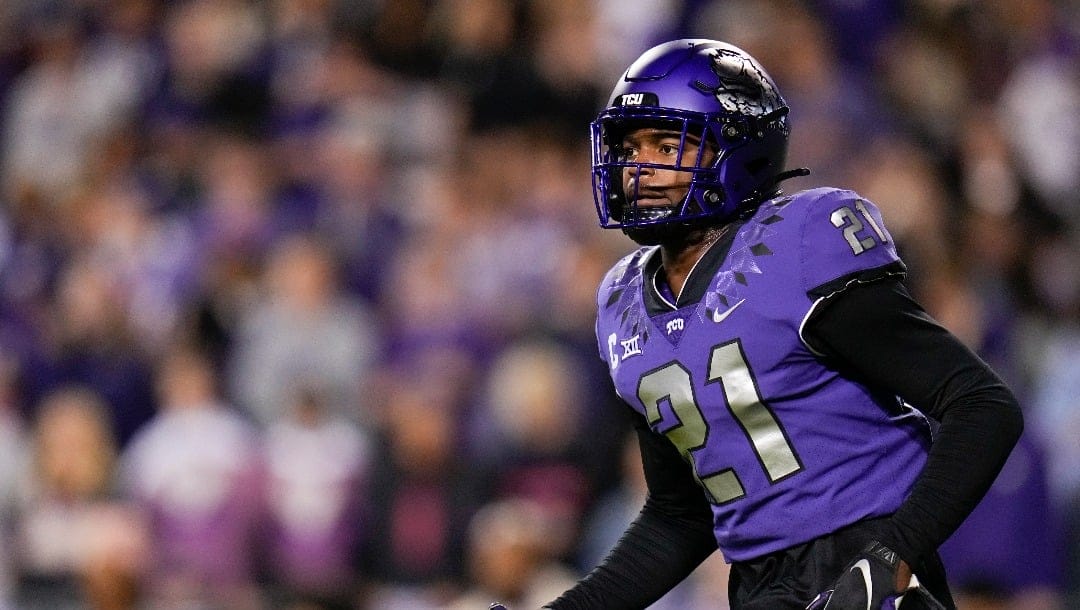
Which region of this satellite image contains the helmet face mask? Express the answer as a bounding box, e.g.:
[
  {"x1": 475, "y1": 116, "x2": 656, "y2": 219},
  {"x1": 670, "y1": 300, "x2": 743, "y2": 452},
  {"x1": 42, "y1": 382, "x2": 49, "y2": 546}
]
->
[
  {"x1": 591, "y1": 40, "x2": 793, "y2": 240},
  {"x1": 593, "y1": 110, "x2": 736, "y2": 226}
]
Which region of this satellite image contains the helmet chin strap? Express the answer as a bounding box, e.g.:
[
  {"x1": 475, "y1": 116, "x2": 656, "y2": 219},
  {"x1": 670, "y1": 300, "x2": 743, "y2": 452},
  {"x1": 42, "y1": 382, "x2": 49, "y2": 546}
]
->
[{"x1": 622, "y1": 216, "x2": 722, "y2": 246}]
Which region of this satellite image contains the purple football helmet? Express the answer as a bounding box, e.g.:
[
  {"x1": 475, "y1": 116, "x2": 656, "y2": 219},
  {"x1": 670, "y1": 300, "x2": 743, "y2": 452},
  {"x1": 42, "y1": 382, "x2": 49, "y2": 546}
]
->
[{"x1": 591, "y1": 39, "x2": 802, "y2": 236}]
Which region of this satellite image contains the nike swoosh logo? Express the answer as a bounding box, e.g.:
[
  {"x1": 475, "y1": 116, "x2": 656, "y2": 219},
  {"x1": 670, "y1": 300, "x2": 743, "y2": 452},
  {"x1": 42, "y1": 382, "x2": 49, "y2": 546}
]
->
[
  {"x1": 712, "y1": 298, "x2": 746, "y2": 323},
  {"x1": 851, "y1": 559, "x2": 873, "y2": 610}
]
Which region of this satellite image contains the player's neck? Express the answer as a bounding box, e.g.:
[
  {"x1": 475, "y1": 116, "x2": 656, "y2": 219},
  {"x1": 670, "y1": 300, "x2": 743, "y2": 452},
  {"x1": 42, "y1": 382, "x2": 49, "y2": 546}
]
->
[{"x1": 659, "y1": 224, "x2": 729, "y2": 301}]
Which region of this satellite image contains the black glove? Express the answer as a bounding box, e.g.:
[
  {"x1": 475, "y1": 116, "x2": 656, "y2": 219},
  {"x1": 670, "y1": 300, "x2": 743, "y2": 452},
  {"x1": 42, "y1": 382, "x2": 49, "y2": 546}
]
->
[{"x1": 805, "y1": 541, "x2": 945, "y2": 610}]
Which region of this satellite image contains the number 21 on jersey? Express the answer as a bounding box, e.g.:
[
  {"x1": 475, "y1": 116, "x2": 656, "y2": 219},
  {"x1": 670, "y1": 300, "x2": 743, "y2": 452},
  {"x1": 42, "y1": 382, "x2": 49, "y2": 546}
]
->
[
  {"x1": 830, "y1": 199, "x2": 888, "y2": 255},
  {"x1": 637, "y1": 340, "x2": 803, "y2": 505}
]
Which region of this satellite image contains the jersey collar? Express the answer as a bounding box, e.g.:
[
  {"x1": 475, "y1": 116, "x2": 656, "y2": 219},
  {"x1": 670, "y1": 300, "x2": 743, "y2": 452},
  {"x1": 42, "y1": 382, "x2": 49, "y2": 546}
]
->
[{"x1": 643, "y1": 219, "x2": 744, "y2": 314}]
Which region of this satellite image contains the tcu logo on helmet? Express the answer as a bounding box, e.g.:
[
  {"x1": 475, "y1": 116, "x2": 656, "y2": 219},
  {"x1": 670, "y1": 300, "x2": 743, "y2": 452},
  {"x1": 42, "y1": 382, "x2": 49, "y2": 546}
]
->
[{"x1": 620, "y1": 93, "x2": 645, "y2": 105}]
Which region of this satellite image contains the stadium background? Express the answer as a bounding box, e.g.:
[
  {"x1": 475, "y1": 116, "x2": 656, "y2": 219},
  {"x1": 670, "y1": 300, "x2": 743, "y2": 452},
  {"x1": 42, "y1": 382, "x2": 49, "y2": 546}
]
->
[{"x1": 0, "y1": 1, "x2": 1076, "y2": 608}]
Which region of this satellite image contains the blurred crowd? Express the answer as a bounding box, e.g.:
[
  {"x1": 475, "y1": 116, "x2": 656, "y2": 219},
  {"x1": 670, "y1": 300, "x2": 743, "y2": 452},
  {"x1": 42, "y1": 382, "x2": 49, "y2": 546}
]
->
[{"x1": 0, "y1": 1, "x2": 1076, "y2": 609}]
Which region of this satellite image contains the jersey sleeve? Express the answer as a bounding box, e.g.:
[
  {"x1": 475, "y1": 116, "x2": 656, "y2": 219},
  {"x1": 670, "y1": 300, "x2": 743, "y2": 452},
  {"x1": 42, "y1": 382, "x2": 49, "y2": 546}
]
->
[
  {"x1": 798, "y1": 188, "x2": 906, "y2": 298},
  {"x1": 804, "y1": 276, "x2": 1023, "y2": 565}
]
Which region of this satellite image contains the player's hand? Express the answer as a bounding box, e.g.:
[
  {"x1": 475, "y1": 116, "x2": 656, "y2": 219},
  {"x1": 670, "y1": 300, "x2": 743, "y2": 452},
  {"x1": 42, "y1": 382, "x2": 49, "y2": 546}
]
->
[{"x1": 805, "y1": 541, "x2": 916, "y2": 610}]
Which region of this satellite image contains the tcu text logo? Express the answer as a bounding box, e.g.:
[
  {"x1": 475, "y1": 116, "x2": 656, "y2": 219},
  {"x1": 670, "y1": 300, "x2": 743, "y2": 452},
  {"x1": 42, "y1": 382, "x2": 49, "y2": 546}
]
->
[
  {"x1": 620, "y1": 93, "x2": 645, "y2": 105},
  {"x1": 665, "y1": 318, "x2": 684, "y2": 335},
  {"x1": 607, "y1": 332, "x2": 642, "y2": 369}
]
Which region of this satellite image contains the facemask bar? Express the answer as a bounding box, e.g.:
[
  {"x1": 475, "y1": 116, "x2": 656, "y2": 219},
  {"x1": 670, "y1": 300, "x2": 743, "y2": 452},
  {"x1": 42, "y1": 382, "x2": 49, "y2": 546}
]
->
[{"x1": 591, "y1": 107, "x2": 740, "y2": 229}]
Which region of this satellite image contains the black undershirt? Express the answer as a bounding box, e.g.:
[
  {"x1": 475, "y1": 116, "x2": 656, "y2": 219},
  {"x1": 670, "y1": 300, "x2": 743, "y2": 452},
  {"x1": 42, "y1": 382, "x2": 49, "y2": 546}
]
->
[{"x1": 546, "y1": 276, "x2": 1022, "y2": 609}]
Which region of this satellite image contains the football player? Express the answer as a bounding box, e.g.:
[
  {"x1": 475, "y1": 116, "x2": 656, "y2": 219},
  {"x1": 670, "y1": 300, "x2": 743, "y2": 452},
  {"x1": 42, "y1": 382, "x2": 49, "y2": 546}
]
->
[{"x1": 538, "y1": 39, "x2": 1022, "y2": 610}]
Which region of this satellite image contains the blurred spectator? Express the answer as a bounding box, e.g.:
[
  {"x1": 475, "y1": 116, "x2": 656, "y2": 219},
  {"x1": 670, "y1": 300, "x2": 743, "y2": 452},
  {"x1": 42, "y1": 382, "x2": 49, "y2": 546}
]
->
[
  {"x1": 475, "y1": 338, "x2": 596, "y2": 564},
  {"x1": 0, "y1": 356, "x2": 29, "y2": 608},
  {"x1": 189, "y1": 133, "x2": 279, "y2": 268},
  {"x1": 119, "y1": 345, "x2": 262, "y2": 610},
  {"x1": 993, "y1": 0, "x2": 1080, "y2": 224},
  {"x1": 21, "y1": 256, "x2": 157, "y2": 447},
  {"x1": 149, "y1": 0, "x2": 269, "y2": 133},
  {"x1": 68, "y1": 149, "x2": 201, "y2": 352},
  {"x1": 358, "y1": 0, "x2": 441, "y2": 80},
  {"x1": 260, "y1": 385, "x2": 372, "y2": 609},
  {"x1": 452, "y1": 129, "x2": 577, "y2": 338},
  {"x1": 591, "y1": 0, "x2": 680, "y2": 81},
  {"x1": 1027, "y1": 236, "x2": 1080, "y2": 607},
  {"x1": 431, "y1": 0, "x2": 543, "y2": 131},
  {"x1": 305, "y1": 99, "x2": 410, "y2": 303},
  {"x1": 360, "y1": 374, "x2": 484, "y2": 604},
  {"x1": 447, "y1": 498, "x2": 578, "y2": 610},
  {"x1": 1, "y1": 4, "x2": 150, "y2": 203},
  {"x1": 227, "y1": 232, "x2": 381, "y2": 426},
  {"x1": 377, "y1": 224, "x2": 479, "y2": 361},
  {"x1": 525, "y1": 2, "x2": 605, "y2": 133},
  {"x1": 10, "y1": 386, "x2": 146, "y2": 610}
]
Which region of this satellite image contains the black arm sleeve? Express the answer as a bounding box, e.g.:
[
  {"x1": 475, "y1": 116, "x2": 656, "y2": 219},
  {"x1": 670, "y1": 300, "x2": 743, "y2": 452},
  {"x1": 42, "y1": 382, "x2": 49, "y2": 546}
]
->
[
  {"x1": 545, "y1": 412, "x2": 717, "y2": 609},
  {"x1": 802, "y1": 278, "x2": 1023, "y2": 565}
]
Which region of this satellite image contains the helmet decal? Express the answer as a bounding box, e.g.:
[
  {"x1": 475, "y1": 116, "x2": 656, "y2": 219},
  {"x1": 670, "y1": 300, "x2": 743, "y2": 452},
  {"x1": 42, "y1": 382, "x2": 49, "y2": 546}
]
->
[{"x1": 694, "y1": 49, "x2": 783, "y2": 117}]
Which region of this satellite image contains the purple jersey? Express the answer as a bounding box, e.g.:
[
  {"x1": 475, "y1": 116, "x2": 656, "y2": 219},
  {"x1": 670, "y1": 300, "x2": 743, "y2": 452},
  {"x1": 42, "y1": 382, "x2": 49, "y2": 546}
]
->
[{"x1": 595, "y1": 187, "x2": 933, "y2": 561}]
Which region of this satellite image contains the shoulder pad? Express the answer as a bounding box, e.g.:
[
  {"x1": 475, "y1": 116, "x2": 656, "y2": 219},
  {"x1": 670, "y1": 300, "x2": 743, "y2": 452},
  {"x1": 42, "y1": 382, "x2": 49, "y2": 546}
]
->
[{"x1": 794, "y1": 188, "x2": 905, "y2": 296}]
